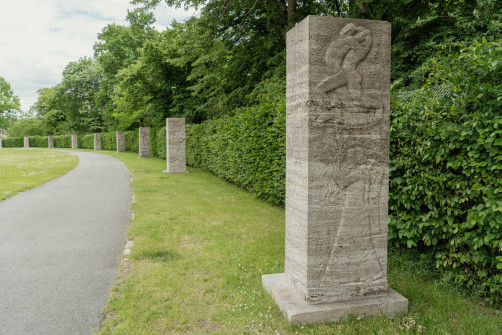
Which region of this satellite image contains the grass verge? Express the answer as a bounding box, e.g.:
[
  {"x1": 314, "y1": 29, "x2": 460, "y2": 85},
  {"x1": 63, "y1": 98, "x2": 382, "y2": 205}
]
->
[
  {"x1": 94, "y1": 150, "x2": 500, "y2": 335},
  {"x1": 0, "y1": 148, "x2": 79, "y2": 200}
]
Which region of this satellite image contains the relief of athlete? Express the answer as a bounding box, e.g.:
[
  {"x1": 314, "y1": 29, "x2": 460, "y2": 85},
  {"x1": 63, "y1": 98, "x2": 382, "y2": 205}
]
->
[{"x1": 315, "y1": 23, "x2": 372, "y2": 105}]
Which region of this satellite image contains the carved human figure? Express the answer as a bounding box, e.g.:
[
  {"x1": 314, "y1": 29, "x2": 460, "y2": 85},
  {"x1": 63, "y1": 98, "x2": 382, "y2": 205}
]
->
[
  {"x1": 322, "y1": 147, "x2": 384, "y2": 284},
  {"x1": 316, "y1": 23, "x2": 372, "y2": 105}
]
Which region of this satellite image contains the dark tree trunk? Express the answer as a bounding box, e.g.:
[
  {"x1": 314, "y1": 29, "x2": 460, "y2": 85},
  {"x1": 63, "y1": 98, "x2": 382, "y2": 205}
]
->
[
  {"x1": 288, "y1": 0, "x2": 297, "y2": 25},
  {"x1": 358, "y1": 1, "x2": 371, "y2": 19}
]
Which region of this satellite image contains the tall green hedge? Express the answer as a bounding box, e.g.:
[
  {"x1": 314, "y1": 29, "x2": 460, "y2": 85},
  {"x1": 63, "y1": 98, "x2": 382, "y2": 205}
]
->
[
  {"x1": 78, "y1": 134, "x2": 94, "y2": 149},
  {"x1": 2, "y1": 137, "x2": 23, "y2": 147},
  {"x1": 29, "y1": 136, "x2": 48, "y2": 147},
  {"x1": 156, "y1": 126, "x2": 166, "y2": 159},
  {"x1": 53, "y1": 135, "x2": 71, "y2": 148},
  {"x1": 102, "y1": 132, "x2": 116, "y2": 151},
  {"x1": 124, "y1": 130, "x2": 139, "y2": 152},
  {"x1": 389, "y1": 39, "x2": 502, "y2": 305},
  {"x1": 186, "y1": 98, "x2": 286, "y2": 205}
]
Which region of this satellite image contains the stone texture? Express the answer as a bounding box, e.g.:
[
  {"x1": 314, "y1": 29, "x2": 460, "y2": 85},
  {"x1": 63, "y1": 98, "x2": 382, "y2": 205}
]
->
[
  {"x1": 0, "y1": 139, "x2": 2, "y2": 148},
  {"x1": 163, "y1": 118, "x2": 188, "y2": 173},
  {"x1": 72, "y1": 135, "x2": 78, "y2": 149},
  {"x1": 116, "y1": 131, "x2": 125, "y2": 152},
  {"x1": 24, "y1": 137, "x2": 29, "y2": 148},
  {"x1": 138, "y1": 127, "x2": 150, "y2": 158},
  {"x1": 48, "y1": 136, "x2": 54, "y2": 148},
  {"x1": 94, "y1": 133, "x2": 101, "y2": 151},
  {"x1": 263, "y1": 16, "x2": 407, "y2": 323}
]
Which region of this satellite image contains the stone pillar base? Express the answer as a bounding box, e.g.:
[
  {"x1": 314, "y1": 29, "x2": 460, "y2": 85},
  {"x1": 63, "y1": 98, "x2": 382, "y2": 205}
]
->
[
  {"x1": 162, "y1": 170, "x2": 189, "y2": 174},
  {"x1": 262, "y1": 273, "x2": 407, "y2": 324}
]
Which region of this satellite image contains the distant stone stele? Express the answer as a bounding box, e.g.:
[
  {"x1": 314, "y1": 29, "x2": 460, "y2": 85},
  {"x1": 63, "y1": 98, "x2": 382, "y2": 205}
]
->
[
  {"x1": 163, "y1": 118, "x2": 188, "y2": 173},
  {"x1": 262, "y1": 15, "x2": 408, "y2": 324},
  {"x1": 94, "y1": 133, "x2": 101, "y2": 151},
  {"x1": 138, "y1": 127, "x2": 150, "y2": 158},
  {"x1": 48, "y1": 136, "x2": 54, "y2": 148},
  {"x1": 116, "y1": 131, "x2": 125, "y2": 153},
  {"x1": 24, "y1": 137, "x2": 29, "y2": 148},
  {"x1": 72, "y1": 135, "x2": 78, "y2": 149}
]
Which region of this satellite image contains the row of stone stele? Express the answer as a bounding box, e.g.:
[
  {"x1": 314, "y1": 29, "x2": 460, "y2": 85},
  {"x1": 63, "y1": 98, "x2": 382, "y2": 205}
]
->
[
  {"x1": 10, "y1": 118, "x2": 188, "y2": 174},
  {"x1": 7, "y1": 15, "x2": 408, "y2": 326}
]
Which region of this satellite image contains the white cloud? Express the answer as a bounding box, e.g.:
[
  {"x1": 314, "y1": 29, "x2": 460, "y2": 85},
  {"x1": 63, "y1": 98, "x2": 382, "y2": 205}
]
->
[{"x1": 0, "y1": 0, "x2": 192, "y2": 112}]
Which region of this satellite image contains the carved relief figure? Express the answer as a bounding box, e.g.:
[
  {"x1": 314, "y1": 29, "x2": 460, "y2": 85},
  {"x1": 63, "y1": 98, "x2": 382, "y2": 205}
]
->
[
  {"x1": 169, "y1": 151, "x2": 182, "y2": 162},
  {"x1": 316, "y1": 23, "x2": 377, "y2": 108},
  {"x1": 322, "y1": 147, "x2": 384, "y2": 285},
  {"x1": 140, "y1": 129, "x2": 149, "y2": 151},
  {"x1": 170, "y1": 131, "x2": 185, "y2": 145}
]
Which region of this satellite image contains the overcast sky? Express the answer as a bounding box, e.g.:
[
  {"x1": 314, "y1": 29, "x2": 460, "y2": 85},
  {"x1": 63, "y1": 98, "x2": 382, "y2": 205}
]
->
[{"x1": 0, "y1": 0, "x2": 194, "y2": 112}]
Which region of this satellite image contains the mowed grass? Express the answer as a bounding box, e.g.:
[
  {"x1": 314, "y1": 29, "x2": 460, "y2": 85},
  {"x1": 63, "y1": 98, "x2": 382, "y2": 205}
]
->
[
  {"x1": 0, "y1": 148, "x2": 79, "y2": 200},
  {"x1": 95, "y1": 151, "x2": 501, "y2": 335}
]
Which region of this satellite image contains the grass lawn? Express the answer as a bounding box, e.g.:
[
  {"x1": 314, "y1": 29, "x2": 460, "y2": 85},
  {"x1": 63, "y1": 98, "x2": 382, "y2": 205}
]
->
[
  {"x1": 0, "y1": 148, "x2": 79, "y2": 200},
  {"x1": 91, "y1": 150, "x2": 501, "y2": 335}
]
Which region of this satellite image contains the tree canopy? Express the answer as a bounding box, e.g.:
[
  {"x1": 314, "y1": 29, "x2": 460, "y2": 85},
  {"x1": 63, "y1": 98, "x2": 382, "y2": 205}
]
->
[
  {"x1": 13, "y1": 0, "x2": 502, "y2": 135},
  {"x1": 0, "y1": 76, "x2": 21, "y2": 130}
]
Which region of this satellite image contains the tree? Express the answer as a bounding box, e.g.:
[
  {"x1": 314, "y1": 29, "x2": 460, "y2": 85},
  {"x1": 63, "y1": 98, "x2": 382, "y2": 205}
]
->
[
  {"x1": 129, "y1": 0, "x2": 329, "y2": 118},
  {"x1": 0, "y1": 76, "x2": 21, "y2": 130},
  {"x1": 94, "y1": 10, "x2": 159, "y2": 80},
  {"x1": 52, "y1": 57, "x2": 105, "y2": 133},
  {"x1": 93, "y1": 10, "x2": 160, "y2": 129}
]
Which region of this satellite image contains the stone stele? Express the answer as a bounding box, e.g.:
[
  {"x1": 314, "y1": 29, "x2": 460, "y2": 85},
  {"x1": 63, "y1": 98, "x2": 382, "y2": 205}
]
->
[
  {"x1": 24, "y1": 137, "x2": 29, "y2": 148},
  {"x1": 72, "y1": 135, "x2": 78, "y2": 149},
  {"x1": 48, "y1": 136, "x2": 54, "y2": 148},
  {"x1": 138, "y1": 127, "x2": 150, "y2": 158},
  {"x1": 94, "y1": 133, "x2": 101, "y2": 151},
  {"x1": 0, "y1": 138, "x2": 3, "y2": 148},
  {"x1": 163, "y1": 118, "x2": 188, "y2": 173},
  {"x1": 116, "y1": 131, "x2": 125, "y2": 153},
  {"x1": 262, "y1": 16, "x2": 407, "y2": 324}
]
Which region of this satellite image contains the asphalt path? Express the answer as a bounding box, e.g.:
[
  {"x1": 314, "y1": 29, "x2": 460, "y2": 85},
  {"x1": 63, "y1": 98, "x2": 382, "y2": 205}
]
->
[{"x1": 0, "y1": 150, "x2": 131, "y2": 335}]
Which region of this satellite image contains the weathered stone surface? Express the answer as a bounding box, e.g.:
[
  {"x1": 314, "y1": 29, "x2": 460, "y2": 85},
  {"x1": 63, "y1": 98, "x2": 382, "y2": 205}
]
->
[
  {"x1": 94, "y1": 133, "x2": 101, "y2": 151},
  {"x1": 116, "y1": 131, "x2": 125, "y2": 152},
  {"x1": 262, "y1": 273, "x2": 408, "y2": 324},
  {"x1": 72, "y1": 135, "x2": 78, "y2": 149},
  {"x1": 24, "y1": 137, "x2": 29, "y2": 148},
  {"x1": 48, "y1": 136, "x2": 54, "y2": 148},
  {"x1": 163, "y1": 118, "x2": 188, "y2": 173},
  {"x1": 138, "y1": 127, "x2": 150, "y2": 158},
  {"x1": 263, "y1": 16, "x2": 407, "y2": 323},
  {"x1": 0, "y1": 139, "x2": 3, "y2": 148}
]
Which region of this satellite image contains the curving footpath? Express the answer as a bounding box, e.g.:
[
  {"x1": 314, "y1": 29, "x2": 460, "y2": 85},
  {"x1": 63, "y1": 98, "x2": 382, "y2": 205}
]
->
[{"x1": 0, "y1": 151, "x2": 131, "y2": 335}]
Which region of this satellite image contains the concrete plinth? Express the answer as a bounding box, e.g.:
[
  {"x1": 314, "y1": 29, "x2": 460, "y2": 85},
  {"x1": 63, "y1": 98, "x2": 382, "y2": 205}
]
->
[{"x1": 263, "y1": 273, "x2": 408, "y2": 324}]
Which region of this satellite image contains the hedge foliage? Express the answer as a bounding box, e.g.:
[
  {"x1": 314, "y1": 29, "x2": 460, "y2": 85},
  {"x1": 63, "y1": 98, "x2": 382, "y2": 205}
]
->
[
  {"x1": 124, "y1": 129, "x2": 139, "y2": 152},
  {"x1": 102, "y1": 132, "x2": 116, "y2": 151},
  {"x1": 389, "y1": 39, "x2": 502, "y2": 305},
  {"x1": 2, "y1": 137, "x2": 23, "y2": 147},
  {"x1": 53, "y1": 135, "x2": 71, "y2": 148},
  {"x1": 29, "y1": 136, "x2": 48, "y2": 147},
  {"x1": 78, "y1": 134, "x2": 94, "y2": 149},
  {"x1": 186, "y1": 98, "x2": 286, "y2": 205}
]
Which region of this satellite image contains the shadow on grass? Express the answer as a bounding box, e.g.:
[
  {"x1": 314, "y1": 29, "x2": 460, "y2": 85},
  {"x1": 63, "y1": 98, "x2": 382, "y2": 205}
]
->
[{"x1": 131, "y1": 249, "x2": 181, "y2": 263}]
